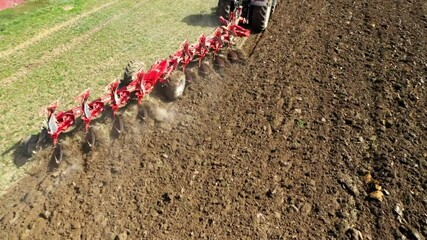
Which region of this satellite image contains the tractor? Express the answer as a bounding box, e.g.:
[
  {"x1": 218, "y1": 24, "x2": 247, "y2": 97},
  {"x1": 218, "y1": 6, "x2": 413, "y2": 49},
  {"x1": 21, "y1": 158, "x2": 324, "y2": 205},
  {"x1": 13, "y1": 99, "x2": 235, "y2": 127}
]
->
[{"x1": 217, "y1": 0, "x2": 279, "y2": 32}]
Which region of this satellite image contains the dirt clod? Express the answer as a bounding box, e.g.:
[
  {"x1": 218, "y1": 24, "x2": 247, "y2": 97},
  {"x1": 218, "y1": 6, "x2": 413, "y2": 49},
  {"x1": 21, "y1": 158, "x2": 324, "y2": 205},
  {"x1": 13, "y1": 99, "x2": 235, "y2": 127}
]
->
[
  {"x1": 345, "y1": 228, "x2": 364, "y2": 240},
  {"x1": 40, "y1": 211, "x2": 51, "y2": 220},
  {"x1": 110, "y1": 166, "x2": 121, "y2": 175},
  {"x1": 71, "y1": 221, "x2": 81, "y2": 229}
]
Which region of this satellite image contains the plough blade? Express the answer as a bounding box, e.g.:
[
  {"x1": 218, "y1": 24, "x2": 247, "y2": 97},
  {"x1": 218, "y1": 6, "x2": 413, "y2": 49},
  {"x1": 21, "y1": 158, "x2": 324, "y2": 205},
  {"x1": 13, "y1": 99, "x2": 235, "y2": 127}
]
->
[
  {"x1": 214, "y1": 55, "x2": 226, "y2": 69},
  {"x1": 138, "y1": 106, "x2": 148, "y2": 121},
  {"x1": 52, "y1": 144, "x2": 63, "y2": 164},
  {"x1": 227, "y1": 50, "x2": 240, "y2": 63},
  {"x1": 198, "y1": 61, "x2": 212, "y2": 77},
  {"x1": 85, "y1": 128, "x2": 96, "y2": 148},
  {"x1": 111, "y1": 115, "x2": 124, "y2": 138}
]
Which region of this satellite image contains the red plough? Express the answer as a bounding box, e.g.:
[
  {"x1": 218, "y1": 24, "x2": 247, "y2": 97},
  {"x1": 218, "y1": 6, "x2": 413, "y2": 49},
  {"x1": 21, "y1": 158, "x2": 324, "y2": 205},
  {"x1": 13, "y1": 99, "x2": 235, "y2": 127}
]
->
[{"x1": 40, "y1": 7, "x2": 250, "y2": 163}]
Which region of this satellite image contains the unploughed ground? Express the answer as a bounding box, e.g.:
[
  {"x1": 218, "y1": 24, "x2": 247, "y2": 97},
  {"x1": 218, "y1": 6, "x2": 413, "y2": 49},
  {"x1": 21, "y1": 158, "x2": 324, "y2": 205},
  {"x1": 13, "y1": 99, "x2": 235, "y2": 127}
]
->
[{"x1": 0, "y1": 0, "x2": 426, "y2": 239}]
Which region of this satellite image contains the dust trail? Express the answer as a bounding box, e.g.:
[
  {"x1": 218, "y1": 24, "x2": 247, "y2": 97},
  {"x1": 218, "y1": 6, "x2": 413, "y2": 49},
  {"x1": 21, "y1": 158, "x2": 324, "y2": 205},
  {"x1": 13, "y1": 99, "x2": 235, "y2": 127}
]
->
[
  {"x1": 0, "y1": 2, "x2": 144, "y2": 87},
  {"x1": 0, "y1": 0, "x2": 118, "y2": 59}
]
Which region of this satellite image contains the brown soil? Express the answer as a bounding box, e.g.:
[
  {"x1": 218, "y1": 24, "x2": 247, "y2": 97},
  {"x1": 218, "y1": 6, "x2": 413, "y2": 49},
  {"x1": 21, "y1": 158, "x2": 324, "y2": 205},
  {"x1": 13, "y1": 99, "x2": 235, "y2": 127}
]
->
[{"x1": 1, "y1": 0, "x2": 426, "y2": 239}]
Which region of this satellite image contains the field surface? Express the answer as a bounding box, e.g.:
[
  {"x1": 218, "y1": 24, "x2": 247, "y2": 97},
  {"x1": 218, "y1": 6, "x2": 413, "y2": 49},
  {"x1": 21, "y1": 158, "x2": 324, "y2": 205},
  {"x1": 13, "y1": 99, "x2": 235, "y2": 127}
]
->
[
  {"x1": 0, "y1": 0, "x2": 218, "y2": 193},
  {"x1": 1, "y1": 0, "x2": 427, "y2": 239}
]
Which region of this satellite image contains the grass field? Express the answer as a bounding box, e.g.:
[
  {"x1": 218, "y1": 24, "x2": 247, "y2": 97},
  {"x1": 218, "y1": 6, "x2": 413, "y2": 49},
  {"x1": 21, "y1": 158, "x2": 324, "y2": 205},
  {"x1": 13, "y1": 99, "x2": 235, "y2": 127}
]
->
[{"x1": 0, "y1": 0, "x2": 218, "y2": 194}]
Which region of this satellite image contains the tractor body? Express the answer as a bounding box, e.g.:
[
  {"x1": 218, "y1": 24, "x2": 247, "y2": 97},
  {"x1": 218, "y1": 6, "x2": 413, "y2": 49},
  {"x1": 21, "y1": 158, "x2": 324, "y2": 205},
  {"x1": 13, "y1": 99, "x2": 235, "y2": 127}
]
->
[{"x1": 217, "y1": 0, "x2": 279, "y2": 32}]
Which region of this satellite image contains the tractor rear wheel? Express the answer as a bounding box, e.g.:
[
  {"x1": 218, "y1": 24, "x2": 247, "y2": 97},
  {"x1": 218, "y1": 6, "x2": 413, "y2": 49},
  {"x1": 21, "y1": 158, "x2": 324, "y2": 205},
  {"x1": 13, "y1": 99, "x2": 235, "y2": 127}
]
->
[
  {"x1": 121, "y1": 60, "x2": 145, "y2": 87},
  {"x1": 217, "y1": 0, "x2": 234, "y2": 21},
  {"x1": 250, "y1": 0, "x2": 273, "y2": 32}
]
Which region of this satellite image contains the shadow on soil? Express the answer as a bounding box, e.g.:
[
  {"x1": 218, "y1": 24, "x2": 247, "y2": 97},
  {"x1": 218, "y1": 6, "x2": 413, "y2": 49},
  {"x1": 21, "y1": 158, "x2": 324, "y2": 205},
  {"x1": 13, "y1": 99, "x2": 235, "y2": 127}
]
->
[{"x1": 182, "y1": 8, "x2": 219, "y2": 27}]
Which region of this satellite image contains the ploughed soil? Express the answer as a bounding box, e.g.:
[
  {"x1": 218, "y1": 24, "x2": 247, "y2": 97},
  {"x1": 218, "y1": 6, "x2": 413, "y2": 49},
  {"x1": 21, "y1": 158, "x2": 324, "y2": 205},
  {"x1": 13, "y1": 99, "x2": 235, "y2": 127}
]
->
[{"x1": 1, "y1": 0, "x2": 426, "y2": 239}]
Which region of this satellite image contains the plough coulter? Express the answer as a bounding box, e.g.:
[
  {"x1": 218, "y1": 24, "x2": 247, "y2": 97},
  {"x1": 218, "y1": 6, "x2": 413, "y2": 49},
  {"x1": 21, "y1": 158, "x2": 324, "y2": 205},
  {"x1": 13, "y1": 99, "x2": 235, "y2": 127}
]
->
[{"x1": 24, "y1": 7, "x2": 251, "y2": 164}]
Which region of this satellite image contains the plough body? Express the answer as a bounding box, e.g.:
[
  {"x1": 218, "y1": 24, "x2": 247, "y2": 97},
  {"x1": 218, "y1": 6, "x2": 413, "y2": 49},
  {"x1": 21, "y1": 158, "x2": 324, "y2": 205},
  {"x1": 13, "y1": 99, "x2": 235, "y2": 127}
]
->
[{"x1": 44, "y1": 7, "x2": 250, "y2": 147}]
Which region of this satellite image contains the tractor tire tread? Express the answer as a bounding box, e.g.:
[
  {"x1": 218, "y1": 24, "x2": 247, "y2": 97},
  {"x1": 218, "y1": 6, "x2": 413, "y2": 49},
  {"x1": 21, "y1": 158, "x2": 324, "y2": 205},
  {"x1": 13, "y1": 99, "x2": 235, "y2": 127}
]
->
[
  {"x1": 216, "y1": 0, "x2": 232, "y2": 21},
  {"x1": 122, "y1": 60, "x2": 144, "y2": 87},
  {"x1": 251, "y1": 2, "x2": 272, "y2": 32}
]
